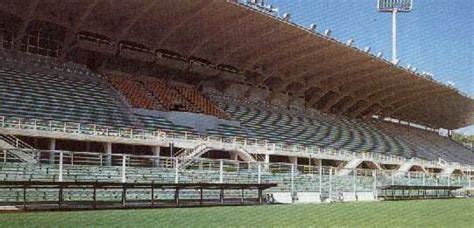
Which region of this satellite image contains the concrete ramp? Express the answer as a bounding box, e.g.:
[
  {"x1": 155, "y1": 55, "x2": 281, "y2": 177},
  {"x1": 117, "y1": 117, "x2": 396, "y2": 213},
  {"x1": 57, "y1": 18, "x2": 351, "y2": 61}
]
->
[
  {"x1": 440, "y1": 167, "x2": 458, "y2": 175},
  {"x1": 296, "y1": 192, "x2": 321, "y2": 204},
  {"x1": 356, "y1": 192, "x2": 375, "y2": 201},
  {"x1": 342, "y1": 192, "x2": 357, "y2": 202},
  {"x1": 398, "y1": 162, "x2": 427, "y2": 173},
  {"x1": 338, "y1": 159, "x2": 382, "y2": 176},
  {"x1": 271, "y1": 192, "x2": 293, "y2": 204}
]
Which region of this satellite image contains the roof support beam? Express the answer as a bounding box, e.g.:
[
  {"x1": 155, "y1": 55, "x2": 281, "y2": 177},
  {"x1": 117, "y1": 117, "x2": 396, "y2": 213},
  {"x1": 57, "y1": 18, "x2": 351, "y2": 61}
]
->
[
  {"x1": 336, "y1": 69, "x2": 400, "y2": 94},
  {"x1": 380, "y1": 84, "x2": 438, "y2": 105},
  {"x1": 388, "y1": 90, "x2": 456, "y2": 116},
  {"x1": 317, "y1": 64, "x2": 386, "y2": 92},
  {"x1": 13, "y1": 0, "x2": 40, "y2": 49},
  {"x1": 241, "y1": 34, "x2": 314, "y2": 70},
  {"x1": 339, "y1": 78, "x2": 427, "y2": 115},
  {"x1": 187, "y1": 11, "x2": 252, "y2": 58},
  {"x1": 320, "y1": 95, "x2": 341, "y2": 112},
  {"x1": 266, "y1": 42, "x2": 333, "y2": 75},
  {"x1": 60, "y1": 0, "x2": 100, "y2": 60},
  {"x1": 307, "y1": 90, "x2": 330, "y2": 108},
  {"x1": 355, "y1": 87, "x2": 451, "y2": 119},
  {"x1": 327, "y1": 71, "x2": 402, "y2": 113},
  {"x1": 217, "y1": 25, "x2": 288, "y2": 66},
  {"x1": 297, "y1": 65, "x2": 386, "y2": 111},
  {"x1": 280, "y1": 58, "x2": 376, "y2": 92},
  {"x1": 286, "y1": 94, "x2": 301, "y2": 107},
  {"x1": 154, "y1": 1, "x2": 216, "y2": 51},
  {"x1": 115, "y1": 1, "x2": 161, "y2": 41},
  {"x1": 351, "y1": 84, "x2": 438, "y2": 117},
  {"x1": 348, "y1": 72, "x2": 406, "y2": 98}
]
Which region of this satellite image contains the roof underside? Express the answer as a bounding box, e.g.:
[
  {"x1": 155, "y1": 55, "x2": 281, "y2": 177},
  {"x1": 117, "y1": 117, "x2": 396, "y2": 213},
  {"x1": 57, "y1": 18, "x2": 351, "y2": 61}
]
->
[{"x1": 0, "y1": 0, "x2": 472, "y2": 129}]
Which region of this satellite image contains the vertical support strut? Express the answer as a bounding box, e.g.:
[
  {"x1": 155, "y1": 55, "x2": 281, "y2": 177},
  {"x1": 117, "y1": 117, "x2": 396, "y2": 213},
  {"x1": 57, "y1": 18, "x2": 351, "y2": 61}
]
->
[
  {"x1": 319, "y1": 164, "x2": 322, "y2": 193},
  {"x1": 353, "y1": 169, "x2": 356, "y2": 196},
  {"x1": 257, "y1": 163, "x2": 261, "y2": 184},
  {"x1": 121, "y1": 155, "x2": 127, "y2": 183},
  {"x1": 175, "y1": 158, "x2": 179, "y2": 184},
  {"x1": 59, "y1": 152, "x2": 63, "y2": 182},
  {"x1": 219, "y1": 159, "x2": 224, "y2": 184},
  {"x1": 373, "y1": 170, "x2": 377, "y2": 200}
]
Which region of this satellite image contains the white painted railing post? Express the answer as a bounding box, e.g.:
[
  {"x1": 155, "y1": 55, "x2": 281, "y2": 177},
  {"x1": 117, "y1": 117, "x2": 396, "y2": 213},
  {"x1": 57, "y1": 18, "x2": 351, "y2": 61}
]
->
[
  {"x1": 257, "y1": 163, "x2": 261, "y2": 184},
  {"x1": 353, "y1": 169, "x2": 356, "y2": 196},
  {"x1": 59, "y1": 151, "x2": 63, "y2": 182},
  {"x1": 329, "y1": 167, "x2": 333, "y2": 199},
  {"x1": 174, "y1": 158, "x2": 179, "y2": 184},
  {"x1": 422, "y1": 172, "x2": 425, "y2": 186},
  {"x1": 373, "y1": 170, "x2": 377, "y2": 200},
  {"x1": 391, "y1": 170, "x2": 395, "y2": 185},
  {"x1": 319, "y1": 164, "x2": 322, "y2": 193},
  {"x1": 469, "y1": 172, "x2": 472, "y2": 189},
  {"x1": 219, "y1": 159, "x2": 224, "y2": 184},
  {"x1": 291, "y1": 164, "x2": 295, "y2": 195},
  {"x1": 121, "y1": 155, "x2": 127, "y2": 183}
]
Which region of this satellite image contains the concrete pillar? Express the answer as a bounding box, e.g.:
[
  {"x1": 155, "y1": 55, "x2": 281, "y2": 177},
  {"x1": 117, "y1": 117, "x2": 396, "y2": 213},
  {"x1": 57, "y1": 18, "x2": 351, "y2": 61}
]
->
[
  {"x1": 230, "y1": 152, "x2": 238, "y2": 161},
  {"x1": 152, "y1": 146, "x2": 161, "y2": 167},
  {"x1": 289, "y1": 156, "x2": 297, "y2": 166},
  {"x1": 264, "y1": 153, "x2": 270, "y2": 170},
  {"x1": 49, "y1": 138, "x2": 56, "y2": 164},
  {"x1": 104, "y1": 142, "x2": 112, "y2": 166},
  {"x1": 264, "y1": 153, "x2": 270, "y2": 163}
]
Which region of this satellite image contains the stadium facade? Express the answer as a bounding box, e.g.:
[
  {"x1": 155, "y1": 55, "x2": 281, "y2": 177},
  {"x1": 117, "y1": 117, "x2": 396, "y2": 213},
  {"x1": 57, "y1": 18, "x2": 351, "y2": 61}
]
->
[{"x1": 0, "y1": 0, "x2": 473, "y2": 205}]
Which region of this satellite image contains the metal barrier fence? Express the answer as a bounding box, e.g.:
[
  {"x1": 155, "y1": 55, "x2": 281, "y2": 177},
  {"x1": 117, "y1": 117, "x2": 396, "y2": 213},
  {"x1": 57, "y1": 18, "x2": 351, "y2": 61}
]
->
[{"x1": 1, "y1": 149, "x2": 472, "y2": 199}]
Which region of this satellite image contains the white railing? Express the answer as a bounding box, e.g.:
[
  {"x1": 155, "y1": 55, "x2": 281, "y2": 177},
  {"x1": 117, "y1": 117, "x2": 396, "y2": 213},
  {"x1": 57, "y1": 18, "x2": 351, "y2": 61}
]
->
[
  {"x1": 0, "y1": 115, "x2": 471, "y2": 170},
  {"x1": 1, "y1": 149, "x2": 472, "y2": 197}
]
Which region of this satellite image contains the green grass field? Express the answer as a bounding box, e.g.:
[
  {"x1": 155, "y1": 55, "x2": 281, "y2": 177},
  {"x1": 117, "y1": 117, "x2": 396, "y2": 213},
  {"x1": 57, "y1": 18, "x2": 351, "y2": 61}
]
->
[{"x1": 1, "y1": 199, "x2": 473, "y2": 227}]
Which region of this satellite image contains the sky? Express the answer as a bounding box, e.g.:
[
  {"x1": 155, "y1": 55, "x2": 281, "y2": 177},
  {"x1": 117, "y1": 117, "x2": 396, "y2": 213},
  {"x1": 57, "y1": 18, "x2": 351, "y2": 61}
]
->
[{"x1": 260, "y1": 0, "x2": 473, "y2": 134}]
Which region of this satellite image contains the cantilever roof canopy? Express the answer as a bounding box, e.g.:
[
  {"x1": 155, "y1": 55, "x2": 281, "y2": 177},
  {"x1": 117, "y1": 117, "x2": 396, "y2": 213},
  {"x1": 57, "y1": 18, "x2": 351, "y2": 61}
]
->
[{"x1": 0, "y1": 0, "x2": 472, "y2": 129}]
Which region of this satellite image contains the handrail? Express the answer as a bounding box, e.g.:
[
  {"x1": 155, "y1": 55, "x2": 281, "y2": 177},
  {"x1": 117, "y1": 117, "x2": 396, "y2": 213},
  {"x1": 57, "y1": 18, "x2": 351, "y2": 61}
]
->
[
  {"x1": 2, "y1": 148, "x2": 471, "y2": 175},
  {"x1": 0, "y1": 115, "x2": 471, "y2": 169}
]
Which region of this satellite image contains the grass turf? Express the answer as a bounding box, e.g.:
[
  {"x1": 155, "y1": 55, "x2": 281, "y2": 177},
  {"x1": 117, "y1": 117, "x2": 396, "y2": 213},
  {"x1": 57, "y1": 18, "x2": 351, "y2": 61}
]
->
[{"x1": 0, "y1": 198, "x2": 473, "y2": 227}]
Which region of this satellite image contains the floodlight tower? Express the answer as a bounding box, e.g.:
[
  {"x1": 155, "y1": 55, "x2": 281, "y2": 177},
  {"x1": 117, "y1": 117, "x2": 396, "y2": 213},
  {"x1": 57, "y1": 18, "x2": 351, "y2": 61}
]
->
[{"x1": 377, "y1": 0, "x2": 413, "y2": 64}]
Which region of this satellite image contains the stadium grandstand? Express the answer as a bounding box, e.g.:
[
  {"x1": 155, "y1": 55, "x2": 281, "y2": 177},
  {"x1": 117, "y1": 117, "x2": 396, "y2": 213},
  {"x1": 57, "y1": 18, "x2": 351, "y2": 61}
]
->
[{"x1": 0, "y1": 0, "x2": 473, "y2": 209}]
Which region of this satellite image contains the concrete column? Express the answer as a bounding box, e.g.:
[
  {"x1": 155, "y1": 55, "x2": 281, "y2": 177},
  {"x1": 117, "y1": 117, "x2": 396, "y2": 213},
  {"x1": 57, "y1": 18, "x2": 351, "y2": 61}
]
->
[
  {"x1": 152, "y1": 146, "x2": 161, "y2": 167},
  {"x1": 319, "y1": 162, "x2": 323, "y2": 193},
  {"x1": 230, "y1": 152, "x2": 238, "y2": 161},
  {"x1": 104, "y1": 142, "x2": 112, "y2": 166},
  {"x1": 49, "y1": 138, "x2": 56, "y2": 164},
  {"x1": 289, "y1": 156, "x2": 297, "y2": 166},
  {"x1": 263, "y1": 153, "x2": 270, "y2": 170}
]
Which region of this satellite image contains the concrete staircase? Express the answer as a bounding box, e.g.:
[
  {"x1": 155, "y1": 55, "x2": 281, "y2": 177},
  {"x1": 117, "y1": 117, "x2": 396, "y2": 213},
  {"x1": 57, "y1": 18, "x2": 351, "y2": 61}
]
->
[{"x1": 0, "y1": 134, "x2": 37, "y2": 163}]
